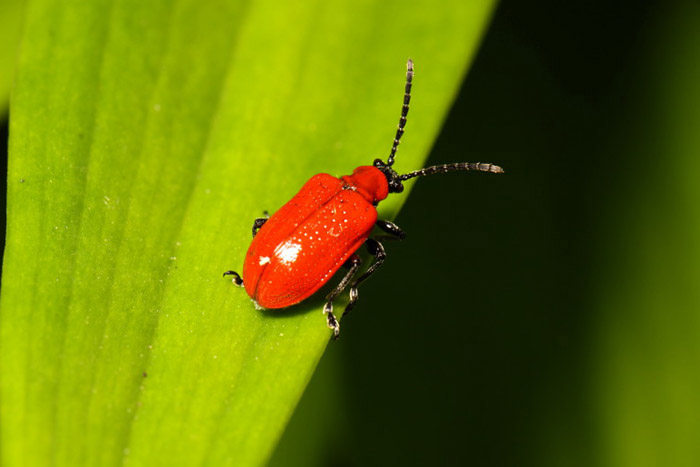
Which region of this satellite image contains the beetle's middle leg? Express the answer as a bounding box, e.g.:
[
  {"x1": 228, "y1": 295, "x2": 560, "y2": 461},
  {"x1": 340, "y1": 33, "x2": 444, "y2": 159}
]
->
[
  {"x1": 343, "y1": 237, "x2": 387, "y2": 317},
  {"x1": 324, "y1": 254, "x2": 362, "y2": 339}
]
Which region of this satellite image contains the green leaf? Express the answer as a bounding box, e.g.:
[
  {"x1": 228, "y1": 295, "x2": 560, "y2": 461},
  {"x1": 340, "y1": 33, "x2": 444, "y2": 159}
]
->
[
  {"x1": 0, "y1": 0, "x2": 496, "y2": 465},
  {"x1": 0, "y1": 0, "x2": 24, "y2": 114}
]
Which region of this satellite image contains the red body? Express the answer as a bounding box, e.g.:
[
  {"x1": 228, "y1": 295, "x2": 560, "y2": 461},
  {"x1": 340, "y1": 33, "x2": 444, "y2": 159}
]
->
[{"x1": 242, "y1": 166, "x2": 389, "y2": 309}]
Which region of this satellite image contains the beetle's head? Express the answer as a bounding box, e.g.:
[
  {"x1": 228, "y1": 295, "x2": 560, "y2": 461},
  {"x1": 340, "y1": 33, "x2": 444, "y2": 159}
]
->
[{"x1": 373, "y1": 158, "x2": 404, "y2": 194}]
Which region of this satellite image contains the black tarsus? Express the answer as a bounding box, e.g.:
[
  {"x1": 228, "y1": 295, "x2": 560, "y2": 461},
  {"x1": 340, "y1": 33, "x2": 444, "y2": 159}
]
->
[{"x1": 223, "y1": 270, "x2": 243, "y2": 287}]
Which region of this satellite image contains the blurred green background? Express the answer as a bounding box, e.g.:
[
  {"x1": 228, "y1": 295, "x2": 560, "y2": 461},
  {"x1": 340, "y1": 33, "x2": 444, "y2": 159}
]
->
[{"x1": 2, "y1": 0, "x2": 699, "y2": 466}]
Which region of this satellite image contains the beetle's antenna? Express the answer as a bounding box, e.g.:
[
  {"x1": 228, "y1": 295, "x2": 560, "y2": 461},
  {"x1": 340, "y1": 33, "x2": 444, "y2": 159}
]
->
[
  {"x1": 387, "y1": 59, "x2": 414, "y2": 167},
  {"x1": 399, "y1": 162, "x2": 504, "y2": 181}
]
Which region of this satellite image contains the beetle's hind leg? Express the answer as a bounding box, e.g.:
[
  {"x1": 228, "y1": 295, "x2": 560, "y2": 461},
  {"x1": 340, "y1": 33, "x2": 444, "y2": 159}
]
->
[
  {"x1": 324, "y1": 254, "x2": 362, "y2": 339},
  {"x1": 341, "y1": 219, "x2": 402, "y2": 316},
  {"x1": 343, "y1": 237, "x2": 387, "y2": 317},
  {"x1": 223, "y1": 270, "x2": 243, "y2": 287}
]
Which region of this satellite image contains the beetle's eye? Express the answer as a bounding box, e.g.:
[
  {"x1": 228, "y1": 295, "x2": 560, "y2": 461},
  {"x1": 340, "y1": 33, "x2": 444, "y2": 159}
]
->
[{"x1": 373, "y1": 158, "x2": 384, "y2": 167}]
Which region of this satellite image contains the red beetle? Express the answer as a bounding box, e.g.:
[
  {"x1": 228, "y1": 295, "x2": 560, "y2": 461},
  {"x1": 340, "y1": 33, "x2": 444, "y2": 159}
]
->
[{"x1": 225, "y1": 59, "x2": 503, "y2": 338}]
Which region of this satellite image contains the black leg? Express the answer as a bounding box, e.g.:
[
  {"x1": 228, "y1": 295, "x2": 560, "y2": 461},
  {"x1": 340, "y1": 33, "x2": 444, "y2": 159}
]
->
[
  {"x1": 376, "y1": 219, "x2": 406, "y2": 239},
  {"x1": 227, "y1": 212, "x2": 270, "y2": 285},
  {"x1": 223, "y1": 270, "x2": 243, "y2": 287},
  {"x1": 251, "y1": 211, "x2": 271, "y2": 237},
  {"x1": 252, "y1": 218, "x2": 267, "y2": 237},
  {"x1": 344, "y1": 238, "x2": 386, "y2": 317},
  {"x1": 324, "y1": 254, "x2": 362, "y2": 339}
]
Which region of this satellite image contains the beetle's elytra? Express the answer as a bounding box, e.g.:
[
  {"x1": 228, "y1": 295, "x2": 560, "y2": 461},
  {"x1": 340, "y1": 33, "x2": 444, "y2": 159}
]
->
[{"x1": 224, "y1": 59, "x2": 503, "y2": 339}]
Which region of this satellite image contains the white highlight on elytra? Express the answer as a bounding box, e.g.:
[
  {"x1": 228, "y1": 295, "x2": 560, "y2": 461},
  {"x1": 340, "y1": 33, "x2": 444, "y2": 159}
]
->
[
  {"x1": 258, "y1": 256, "x2": 271, "y2": 266},
  {"x1": 273, "y1": 240, "x2": 302, "y2": 265}
]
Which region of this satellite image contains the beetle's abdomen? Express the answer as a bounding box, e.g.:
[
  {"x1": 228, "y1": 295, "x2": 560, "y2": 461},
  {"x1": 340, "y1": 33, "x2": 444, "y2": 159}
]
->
[{"x1": 242, "y1": 174, "x2": 377, "y2": 309}]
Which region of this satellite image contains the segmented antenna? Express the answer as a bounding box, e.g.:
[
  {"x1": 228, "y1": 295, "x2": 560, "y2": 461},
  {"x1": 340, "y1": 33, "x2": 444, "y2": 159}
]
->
[
  {"x1": 387, "y1": 59, "x2": 414, "y2": 167},
  {"x1": 399, "y1": 162, "x2": 504, "y2": 181}
]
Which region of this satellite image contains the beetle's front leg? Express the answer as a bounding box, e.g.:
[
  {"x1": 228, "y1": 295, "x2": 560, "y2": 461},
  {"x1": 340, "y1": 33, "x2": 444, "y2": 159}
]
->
[
  {"x1": 375, "y1": 219, "x2": 406, "y2": 240},
  {"x1": 323, "y1": 254, "x2": 362, "y2": 339}
]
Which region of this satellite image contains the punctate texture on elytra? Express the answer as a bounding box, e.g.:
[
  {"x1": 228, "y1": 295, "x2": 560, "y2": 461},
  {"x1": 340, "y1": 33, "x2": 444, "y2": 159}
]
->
[{"x1": 243, "y1": 172, "x2": 381, "y2": 309}]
